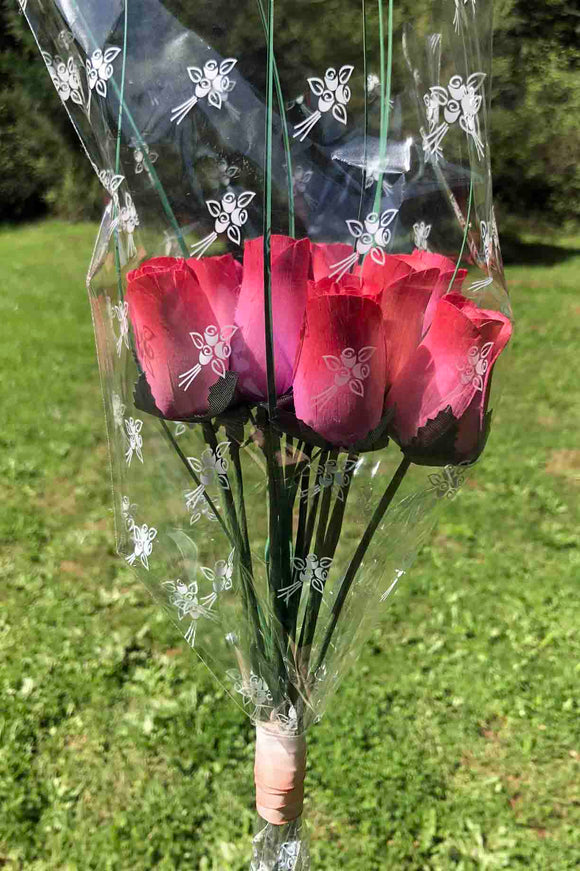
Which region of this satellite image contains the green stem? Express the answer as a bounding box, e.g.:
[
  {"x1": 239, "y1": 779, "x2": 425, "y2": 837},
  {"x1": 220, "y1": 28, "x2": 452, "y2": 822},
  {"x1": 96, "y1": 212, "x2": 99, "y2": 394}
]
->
[
  {"x1": 314, "y1": 456, "x2": 411, "y2": 670},
  {"x1": 229, "y1": 441, "x2": 253, "y2": 571},
  {"x1": 356, "y1": 0, "x2": 369, "y2": 225},
  {"x1": 314, "y1": 459, "x2": 336, "y2": 553},
  {"x1": 161, "y1": 418, "x2": 265, "y2": 657},
  {"x1": 262, "y1": 422, "x2": 292, "y2": 615},
  {"x1": 373, "y1": 0, "x2": 394, "y2": 214},
  {"x1": 112, "y1": 1, "x2": 129, "y2": 302},
  {"x1": 301, "y1": 450, "x2": 328, "y2": 560},
  {"x1": 263, "y1": 0, "x2": 277, "y2": 418},
  {"x1": 201, "y1": 422, "x2": 243, "y2": 545},
  {"x1": 291, "y1": 439, "x2": 305, "y2": 466},
  {"x1": 201, "y1": 422, "x2": 265, "y2": 655},
  {"x1": 260, "y1": 421, "x2": 292, "y2": 685},
  {"x1": 256, "y1": 0, "x2": 295, "y2": 236},
  {"x1": 298, "y1": 451, "x2": 336, "y2": 652},
  {"x1": 447, "y1": 177, "x2": 474, "y2": 292},
  {"x1": 159, "y1": 420, "x2": 233, "y2": 547},
  {"x1": 283, "y1": 441, "x2": 310, "y2": 526},
  {"x1": 283, "y1": 446, "x2": 313, "y2": 641},
  {"x1": 323, "y1": 453, "x2": 358, "y2": 558}
]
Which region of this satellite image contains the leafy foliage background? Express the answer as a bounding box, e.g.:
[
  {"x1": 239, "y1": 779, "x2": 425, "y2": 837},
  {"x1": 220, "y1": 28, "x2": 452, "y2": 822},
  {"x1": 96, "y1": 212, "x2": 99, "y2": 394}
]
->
[{"x1": 0, "y1": 0, "x2": 578, "y2": 225}]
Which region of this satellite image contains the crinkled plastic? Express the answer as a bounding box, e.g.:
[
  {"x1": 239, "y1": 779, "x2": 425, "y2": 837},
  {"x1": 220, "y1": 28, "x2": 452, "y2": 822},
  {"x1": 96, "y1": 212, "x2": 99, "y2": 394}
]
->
[{"x1": 23, "y1": 0, "x2": 512, "y2": 867}]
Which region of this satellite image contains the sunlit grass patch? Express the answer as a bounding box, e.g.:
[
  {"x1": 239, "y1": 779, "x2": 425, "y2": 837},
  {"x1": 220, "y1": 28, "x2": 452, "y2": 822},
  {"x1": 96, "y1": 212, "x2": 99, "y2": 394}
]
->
[{"x1": 0, "y1": 221, "x2": 579, "y2": 869}]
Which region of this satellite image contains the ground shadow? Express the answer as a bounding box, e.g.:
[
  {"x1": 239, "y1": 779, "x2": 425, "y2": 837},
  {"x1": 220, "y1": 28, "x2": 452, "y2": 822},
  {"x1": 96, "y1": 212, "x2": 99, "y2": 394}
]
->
[{"x1": 500, "y1": 232, "x2": 580, "y2": 267}]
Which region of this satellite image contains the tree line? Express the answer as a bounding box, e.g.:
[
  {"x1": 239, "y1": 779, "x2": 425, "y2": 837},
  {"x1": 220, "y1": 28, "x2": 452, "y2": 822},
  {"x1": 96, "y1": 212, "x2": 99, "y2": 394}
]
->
[{"x1": 0, "y1": 0, "x2": 578, "y2": 226}]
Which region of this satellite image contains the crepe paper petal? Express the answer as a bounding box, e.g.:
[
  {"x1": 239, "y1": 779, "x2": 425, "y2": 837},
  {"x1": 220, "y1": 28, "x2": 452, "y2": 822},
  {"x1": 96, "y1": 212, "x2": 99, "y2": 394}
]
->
[
  {"x1": 387, "y1": 296, "x2": 483, "y2": 445},
  {"x1": 231, "y1": 235, "x2": 311, "y2": 400},
  {"x1": 187, "y1": 253, "x2": 242, "y2": 327},
  {"x1": 387, "y1": 293, "x2": 512, "y2": 462},
  {"x1": 421, "y1": 266, "x2": 468, "y2": 331},
  {"x1": 354, "y1": 253, "x2": 410, "y2": 291},
  {"x1": 126, "y1": 256, "x2": 238, "y2": 417},
  {"x1": 381, "y1": 268, "x2": 439, "y2": 389},
  {"x1": 310, "y1": 241, "x2": 354, "y2": 282},
  {"x1": 448, "y1": 293, "x2": 513, "y2": 462},
  {"x1": 294, "y1": 286, "x2": 386, "y2": 445},
  {"x1": 394, "y1": 249, "x2": 458, "y2": 274}
]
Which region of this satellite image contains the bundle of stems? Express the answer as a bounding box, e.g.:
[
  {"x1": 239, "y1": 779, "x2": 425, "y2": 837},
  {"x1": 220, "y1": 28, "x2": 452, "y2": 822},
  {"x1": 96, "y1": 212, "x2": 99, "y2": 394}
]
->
[{"x1": 161, "y1": 411, "x2": 411, "y2": 729}]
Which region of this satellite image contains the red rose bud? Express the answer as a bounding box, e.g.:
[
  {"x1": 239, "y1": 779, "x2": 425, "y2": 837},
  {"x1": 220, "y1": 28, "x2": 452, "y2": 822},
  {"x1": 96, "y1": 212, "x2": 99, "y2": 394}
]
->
[
  {"x1": 386, "y1": 292, "x2": 512, "y2": 464},
  {"x1": 293, "y1": 275, "x2": 387, "y2": 445},
  {"x1": 126, "y1": 254, "x2": 240, "y2": 418},
  {"x1": 231, "y1": 235, "x2": 311, "y2": 400}
]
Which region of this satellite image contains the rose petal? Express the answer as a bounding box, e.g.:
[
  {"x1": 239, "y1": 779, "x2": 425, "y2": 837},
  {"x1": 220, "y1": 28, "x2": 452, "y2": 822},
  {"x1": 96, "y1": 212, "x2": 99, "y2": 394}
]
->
[
  {"x1": 126, "y1": 258, "x2": 226, "y2": 418},
  {"x1": 187, "y1": 253, "x2": 241, "y2": 327},
  {"x1": 128, "y1": 257, "x2": 179, "y2": 280},
  {"x1": 395, "y1": 249, "x2": 458, "y2": 274},
  {"x1": 387, "y1": 297, "x2": 483, "y2": 445},
  {"x1": 356, "y1": 254, "x2": 413, "y2": 291},
  {"x1": 381, "y1": 269, "x2": 439, "y2": 388},
  {"x1": 423, "y1": 268, "x2": 468, "y2": 331},
  {"x1": 450, "y1": 294, "x2": 512, "y2": 460},
  {"x1": 308, "y1": 274, "x2": 368, "y2": 299},
  {"x1": 294, "y1": 288, "x2": 386, "y2": 445},
  {"x1": 232, "y1": 235, "x2": 311, "y2": 399},
  {"x1": 311, "y1": 242, "x2": 353, "y2": 281}
]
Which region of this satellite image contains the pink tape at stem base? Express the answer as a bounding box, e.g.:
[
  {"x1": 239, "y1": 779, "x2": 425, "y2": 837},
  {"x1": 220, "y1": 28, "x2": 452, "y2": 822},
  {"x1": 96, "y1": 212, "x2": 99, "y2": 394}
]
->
[{"x1": 254, "y1": 724, "x2": 307, "y2": 825}]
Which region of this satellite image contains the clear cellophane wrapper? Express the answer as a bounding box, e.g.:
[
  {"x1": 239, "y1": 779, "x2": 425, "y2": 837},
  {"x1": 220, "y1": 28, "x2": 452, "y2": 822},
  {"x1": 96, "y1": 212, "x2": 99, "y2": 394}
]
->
[{"x1": 23, "y1": 0, "x2": 512, "y2": 866}]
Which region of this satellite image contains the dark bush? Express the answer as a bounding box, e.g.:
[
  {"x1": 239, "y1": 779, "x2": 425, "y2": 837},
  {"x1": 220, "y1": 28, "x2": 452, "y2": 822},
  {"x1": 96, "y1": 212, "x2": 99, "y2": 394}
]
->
[
  {"x1": 0, "y1": 0, "x2": 578, "y2": 225},
  {"x1": 0, "y1": 86, "x2": 100, "y2": 221}
]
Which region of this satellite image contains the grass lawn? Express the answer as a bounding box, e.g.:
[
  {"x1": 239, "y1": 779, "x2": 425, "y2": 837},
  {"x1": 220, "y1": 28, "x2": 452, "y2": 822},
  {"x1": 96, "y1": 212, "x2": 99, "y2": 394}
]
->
[{"x1": 0, "y1": 221, "x2": 578, "y2": 870}]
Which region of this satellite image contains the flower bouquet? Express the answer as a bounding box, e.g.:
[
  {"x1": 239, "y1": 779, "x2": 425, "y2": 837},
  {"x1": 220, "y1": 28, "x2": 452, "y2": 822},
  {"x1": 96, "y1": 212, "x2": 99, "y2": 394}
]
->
[{"x1": 22, "y1": 0, "x2": 512, "y2": 866}]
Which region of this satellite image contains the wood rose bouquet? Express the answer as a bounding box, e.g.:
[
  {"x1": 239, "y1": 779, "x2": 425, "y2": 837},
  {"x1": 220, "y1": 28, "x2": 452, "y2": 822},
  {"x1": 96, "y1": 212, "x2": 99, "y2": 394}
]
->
[{"x1": 23, "y1": 0, "x2": 512, "y2": 866}]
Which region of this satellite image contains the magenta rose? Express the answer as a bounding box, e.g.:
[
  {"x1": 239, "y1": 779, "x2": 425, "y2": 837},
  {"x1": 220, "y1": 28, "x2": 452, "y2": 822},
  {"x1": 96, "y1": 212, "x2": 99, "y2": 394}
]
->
[
  {"x1": 231, "y1": 235, "x2": 311, "y2": 400},
  {"x1": 386, "y1": 292, "x2": 512, "y2": 463},
  {"x1": 361, "y1": 262, "x2": 441, "y2": 389},
  {"x1": 126, "y1": 254, "x2": 240, "y2": 418}
]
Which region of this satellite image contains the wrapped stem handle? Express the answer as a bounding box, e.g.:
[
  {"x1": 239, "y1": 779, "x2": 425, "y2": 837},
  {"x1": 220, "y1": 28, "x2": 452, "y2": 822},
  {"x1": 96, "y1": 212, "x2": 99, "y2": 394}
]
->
[{"x1": 255, "y1": 725, "x2": 307, "y2": 825}]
